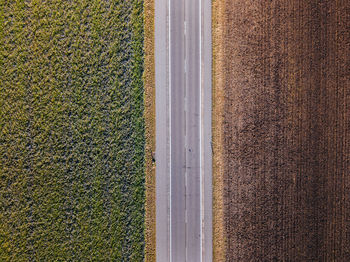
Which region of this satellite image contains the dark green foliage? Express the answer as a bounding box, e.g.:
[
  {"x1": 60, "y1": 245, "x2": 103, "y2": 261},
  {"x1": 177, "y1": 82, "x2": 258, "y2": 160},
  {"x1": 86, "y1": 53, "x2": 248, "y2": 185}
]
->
[{"x1": 0, "y1": 0, "x2": 144, "y2": 260}]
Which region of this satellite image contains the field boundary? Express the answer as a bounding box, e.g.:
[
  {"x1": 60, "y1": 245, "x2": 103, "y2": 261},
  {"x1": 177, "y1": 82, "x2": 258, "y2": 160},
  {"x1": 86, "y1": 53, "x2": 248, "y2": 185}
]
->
[
  {"x1": 144, "y1": 0, "x2": 156, "y2": 260},
  {"x1": 212, "y1": 0, "x2": 226, "y2": 261}
]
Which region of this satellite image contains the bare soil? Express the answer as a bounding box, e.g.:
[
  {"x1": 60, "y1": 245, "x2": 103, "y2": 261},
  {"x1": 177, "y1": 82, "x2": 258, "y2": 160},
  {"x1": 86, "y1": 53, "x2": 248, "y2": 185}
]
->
[{"x1": 213, "y1": 1, "x2": 350, "y2": 261}]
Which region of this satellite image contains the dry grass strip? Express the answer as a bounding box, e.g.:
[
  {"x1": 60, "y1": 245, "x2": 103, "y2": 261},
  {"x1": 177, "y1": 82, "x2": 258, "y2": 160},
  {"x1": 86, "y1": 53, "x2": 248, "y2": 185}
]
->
[
  {"x1": 212, "y1": 0, "x2": 227, "y2": 261},
  {"x1": 143, "y1": 0, "x2": 156, "y2": 260}
]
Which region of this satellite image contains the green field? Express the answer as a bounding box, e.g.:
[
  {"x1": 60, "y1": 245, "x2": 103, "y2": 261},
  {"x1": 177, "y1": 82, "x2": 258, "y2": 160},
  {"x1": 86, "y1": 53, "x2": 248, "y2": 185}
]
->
[{"x1": 0, "y1": 0, "x2": 145, "y2": 260}]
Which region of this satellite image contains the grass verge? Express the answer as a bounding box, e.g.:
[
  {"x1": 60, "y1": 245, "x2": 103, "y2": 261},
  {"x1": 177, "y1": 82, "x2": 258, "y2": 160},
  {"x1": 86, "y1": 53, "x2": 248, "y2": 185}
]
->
[
  {"x1": 212, "y1": 0, "x2": 226, "y2": 261},
  {"x1": 143, "y1": 0, "x2": 156, "y2": 260}
]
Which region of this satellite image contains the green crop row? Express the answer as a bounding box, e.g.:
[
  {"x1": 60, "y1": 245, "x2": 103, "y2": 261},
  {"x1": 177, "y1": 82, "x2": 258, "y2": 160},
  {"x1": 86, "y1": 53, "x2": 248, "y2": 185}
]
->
[{"x1": 0, "y1": 0, "x2": 144, "y2": 260}]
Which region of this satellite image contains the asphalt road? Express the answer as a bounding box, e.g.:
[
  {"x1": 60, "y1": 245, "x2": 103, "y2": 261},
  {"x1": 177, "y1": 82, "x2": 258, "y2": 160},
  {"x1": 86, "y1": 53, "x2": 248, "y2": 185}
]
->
[{"x1": 155, "y1": 0, "x2": 212, "y2": 261}]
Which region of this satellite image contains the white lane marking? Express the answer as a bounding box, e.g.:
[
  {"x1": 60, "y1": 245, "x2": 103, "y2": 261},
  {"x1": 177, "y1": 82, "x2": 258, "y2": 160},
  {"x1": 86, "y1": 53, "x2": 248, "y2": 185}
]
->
[
  {"x1": 168, "y1": 0, "x2": 172, "y2": 259},
  {"x1": 184, "y1": 5, "x2": 188, "y2": 262},
  {"x1": 199, "y1": 0, "x2": 203, "y2": 261},
  {"x1": 184, "y1": 20, "x2": 187, "y2": 37}
]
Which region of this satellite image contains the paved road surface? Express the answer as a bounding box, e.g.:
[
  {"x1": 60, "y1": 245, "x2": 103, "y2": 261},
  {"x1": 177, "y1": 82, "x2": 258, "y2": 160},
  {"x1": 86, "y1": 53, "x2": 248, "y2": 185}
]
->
[{"x1": 155, "y1": 0, "x2": 212, "y2": 261}]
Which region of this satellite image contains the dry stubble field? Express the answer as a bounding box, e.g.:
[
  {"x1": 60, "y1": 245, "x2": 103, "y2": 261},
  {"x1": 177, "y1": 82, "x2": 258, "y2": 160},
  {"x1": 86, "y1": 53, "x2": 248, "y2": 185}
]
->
[{"x1": 213, "y1": 1, "x2": 350, "y2": 261}]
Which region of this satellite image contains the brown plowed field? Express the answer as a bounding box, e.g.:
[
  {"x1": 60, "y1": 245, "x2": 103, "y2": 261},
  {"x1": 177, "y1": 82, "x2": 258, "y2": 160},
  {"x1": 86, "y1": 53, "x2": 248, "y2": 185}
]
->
[{"x1": 213, "y1": 1, "x2": 350, "y2": 261}]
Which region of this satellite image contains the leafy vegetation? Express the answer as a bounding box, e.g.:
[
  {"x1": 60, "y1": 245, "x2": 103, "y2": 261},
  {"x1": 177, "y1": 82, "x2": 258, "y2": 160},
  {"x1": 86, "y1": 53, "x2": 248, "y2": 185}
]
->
[{"x1": 0, "y1": 0, "x2": 145, "y2": 260}]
